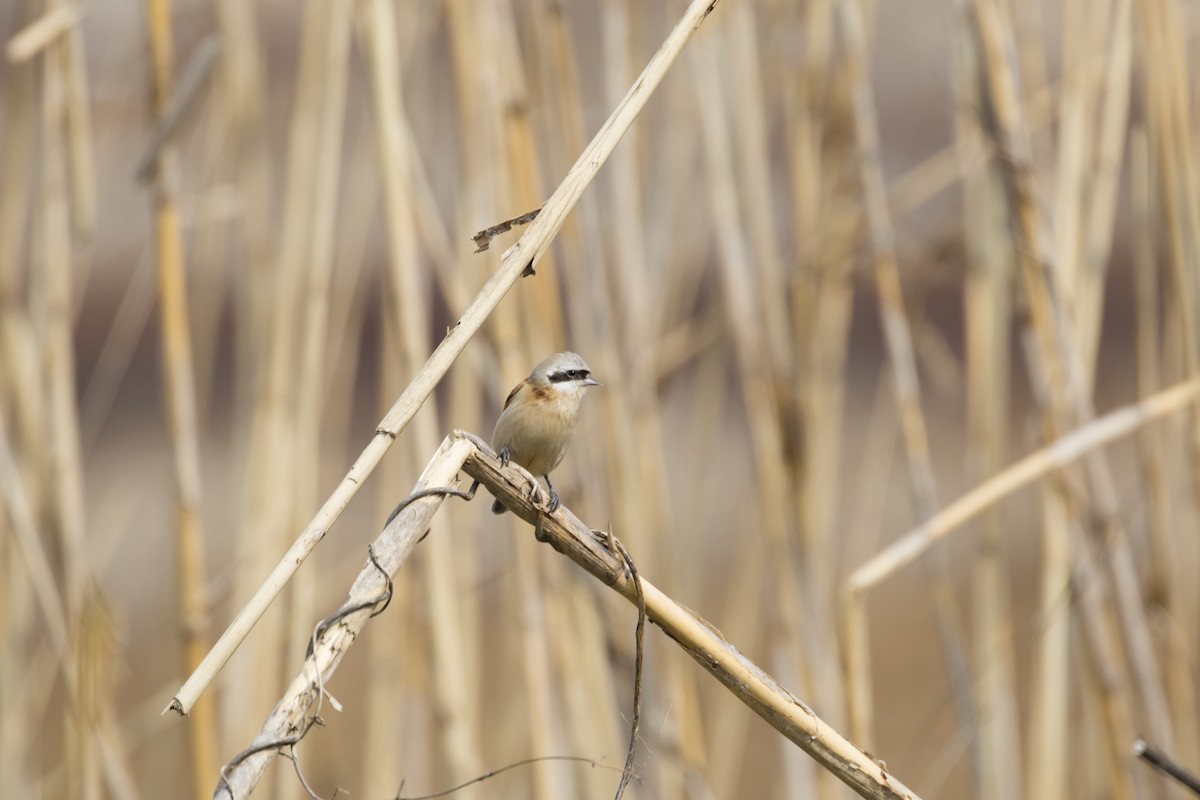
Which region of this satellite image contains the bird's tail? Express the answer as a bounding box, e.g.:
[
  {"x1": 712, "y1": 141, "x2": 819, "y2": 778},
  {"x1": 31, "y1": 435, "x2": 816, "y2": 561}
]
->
[{"x1": 491, "y1": 498, "x2": 507, "y2": 515}]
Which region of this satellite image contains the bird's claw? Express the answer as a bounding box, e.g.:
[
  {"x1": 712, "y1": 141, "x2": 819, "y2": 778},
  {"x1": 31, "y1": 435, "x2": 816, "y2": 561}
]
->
[
  {"x1": 498, "y1": 447, "x2": 511, "y2": 468},
  {"x1": 546, "y1": 487, "x2": 560, "y2": 513}
]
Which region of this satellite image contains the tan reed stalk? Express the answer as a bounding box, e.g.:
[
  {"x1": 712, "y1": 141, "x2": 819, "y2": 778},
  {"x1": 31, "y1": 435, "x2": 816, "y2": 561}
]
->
[
  {"x1": 212, "y1": 0, "x2": 274, "y2": 429},
  {"x1": 1026, "y1": 480, "x2": 1072, "y2": 800},
  {"x1": 1, "y1": 0, "x2": 37, "y2": 297},
  {"x1": 1068, "y1": 521, "x2": 1138, "y2": 800},
  {"x1": 787, "y1": 20, "x2": 860, "y2": 775},
  {"x1": 970, "y1": 0, "x2": 1177, "y2": 777},
  {"x1": 378, "y1": 0, "x2": 489, "y2": 791},
  {"x1": 692, "y1": 29, "x2": 820, "y2": 799},
  {"x1": 142, "y1": 0, "x2": 220, "y2": 793},
  {"x1": 1076, "y1": 0, "x2": 1133, "y2": 370},
  {"x1": 596, "y1": 0, "x2": 675, "y2": 563},
  {"x1": 954, "y1": 10, "x2": 1019, "y2": 796},
  {"x1": 283, "y1": 10, "x2": 352, "y2": 773},
  {"x1": 540, "y1": 9, "x2": 703, "y2": 797},
  {"x1": 726, "y1": 1, "x2": 791, "y2": 401},
  {"x1": 0, "y1": 0, "x2": 45, "y2": 501},
  {"x1": 1136, "y1": 0, "x2": 1200, "y2": 671},
  {"x1": 467, "y1": 3, "x2": 568, "y2": 793},
  {"x1": 546, "y1": 584, "x2": 624, "y2": 800},
  {"x1": 1136, "y1": 129, "x2": 1200, "y2": 768},
  {"x1": 0, "y1": 419, "x2": 142, "y2": 800},
  {"x1": 706, "y1": 518, "x2": 768, "y2": 798},
  {"x1": 961, "y1": 4, "x2": 1070, "y2": 793},
  {"x1": 1049, "y1": 0, "x2": 1094, "y2": 315},
  {"x1": 37, "y1": 22, "x2": 93, "y2": 799},
  {"x1": 1132, "y1": 128, "x2": 1170, "y2": 612},
  {"x1": 334, "y1": 138, "x2": 404, "y2": 800},
  {"x1": 677, "y1": 344, "x2": 757, "y2": 798},
  {"x1": 730, "y1": 6, "x2": 844, "y2": 794},
  {"x1": 187, "y1": 109, "x2": 238, "y2": 422},
  {"x1": 220, "y1": 0, "x2": 329, "y2": 754},
  {"x1": 838, "y1": 2, "x2": 978, "y2": 778},
  {"x1": 539, "y1": 2, "x2": 644, "y2": 565},
  {"x1": 597, "y1": 6, "x2": 714, "y2": 795},
  {"x1": 1140, "y1": 0, "x2": 1200, "y2": 274},
  {"x1": 31, "y1": 29, "x2": 141, "y2": 798},
  {"x1": 58, "y1": 1, "x2": 93, "y2": 242},
  {"x1": 315, "y1": 92, "x2": 399, "y2": 797}
]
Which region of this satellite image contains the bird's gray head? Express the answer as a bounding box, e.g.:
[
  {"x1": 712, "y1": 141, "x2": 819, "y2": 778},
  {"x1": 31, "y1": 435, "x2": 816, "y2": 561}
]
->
[{"x1": 530, "y1": 352, "x2": 601, "y2": 393}]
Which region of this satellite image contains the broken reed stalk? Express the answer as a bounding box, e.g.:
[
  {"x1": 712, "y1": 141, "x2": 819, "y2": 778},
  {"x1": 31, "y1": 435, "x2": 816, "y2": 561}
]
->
[
  {"x1": 215, "y1": 432, "x2": 922, "y2": 800},
  {"x1": 143, "y1": 0, "x2": 219, "y2": 793},
  {"x1": 167, "y1": 0, "x2": 727, "y2": 717}
]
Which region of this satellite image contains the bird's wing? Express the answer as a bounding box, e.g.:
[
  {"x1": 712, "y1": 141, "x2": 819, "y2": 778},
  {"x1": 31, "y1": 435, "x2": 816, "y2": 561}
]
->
[{"x1": 502, "y1": 380, "x2": 524, "y2": 411}]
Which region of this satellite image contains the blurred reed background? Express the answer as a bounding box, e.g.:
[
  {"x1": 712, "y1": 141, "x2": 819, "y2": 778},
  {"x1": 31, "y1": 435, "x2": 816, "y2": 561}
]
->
[{"x1": 2, "y1": 0, "x2": 1199, "y2": 797}]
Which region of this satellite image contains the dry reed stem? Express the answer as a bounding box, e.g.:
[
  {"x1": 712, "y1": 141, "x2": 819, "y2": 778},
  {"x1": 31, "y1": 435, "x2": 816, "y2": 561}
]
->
[
  {"x1": 213, "y1": 437, "x2": 476, "y2": 799},
  {"x1": 1136, "y1": 0, "x2": 1200, "y2": 700},
  {"x1": 218, "y1": 432, "x2": 921, "y2": 799},
  {"x1": 971, "y1": 0, "x2": 1177, "y2": 767},
  {"x1": 3, "y1": 1, "x2": 79, "y2": 62},
  {"x1": 37, "y1": 22, "x2": 104, "y2": 798},
  {"x1": 460, "y1": 435, "x2": 921, "y2": 800},
  {"x1": 954, "y1": 10, "x2": 1020, "y2": 793},
  {"x1": 2, "y1": 149, "x2": 139, "y2": 800},
  {"x1": 0, "y1": 406, "x2": 72, "y2": 666},
  {"x1": 284, "y1": 0, "x2": 352, "y2": 763},
  {"x1": 58, "y1": 1, "x2": 93, "y2": 240},
  {"x1": 845, "y1": 378, "x2": 1200, "y2": 795},
  {"x1": 359, "y1": 2, "x2": 480, "y2": 795},
  {"x1": 1077, "y1": 0, "x2": 1133, "y2": 369},
  {"x1": 693, "y1": 28, "x2": 818, "y2": 798},
  {"x1": 169, "y1": 0, "x2": 726, "y2": 721},
  {"x1": 143, "y1": 0, "x2": 219, "y2": 792},
  {"x1": 847, "y1": 377, "x2": 1200, "y2": 592},
  {"x1": 1133, "y1": 129, "x2": 1200, "y2": 764},
  {"x1": 475, "y1": 6, "x2": 571, "y2": 792},
  {"x1": 839, "y1": 0, "x2": 977, "y2": 775},
  {"x1": 1027, "y1": 484, "x2": 1072, "y2": 800},
  {"x1": 1069, "y1": 521, "x2": 1138, "y2": 800},
  {"x1": 220, "y1": 0, "x2": 327, "y2": 754},
  {"x1": 370, "y1": 0, "x2": 489, "y2": 789},
  {"x1": 0, "y1": 1, "x2": 37, "y2": 301}
]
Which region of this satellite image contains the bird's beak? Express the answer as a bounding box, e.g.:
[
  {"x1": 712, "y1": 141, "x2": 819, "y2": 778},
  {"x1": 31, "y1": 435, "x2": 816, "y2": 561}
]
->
[{"x1": 585, "y1": 376, "x2": 602, "y2": 387}]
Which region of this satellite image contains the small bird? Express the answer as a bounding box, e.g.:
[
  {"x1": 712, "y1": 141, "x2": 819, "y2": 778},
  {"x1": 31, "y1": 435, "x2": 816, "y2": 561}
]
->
[{"x1": 491, "y1": 352, "x2": 601, "y2": 514}]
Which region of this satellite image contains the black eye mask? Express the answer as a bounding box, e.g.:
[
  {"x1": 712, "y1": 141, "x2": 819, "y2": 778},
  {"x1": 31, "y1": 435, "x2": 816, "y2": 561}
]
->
[{"x1": 549, "y1": 369, "x2": 589, "y2": 383}]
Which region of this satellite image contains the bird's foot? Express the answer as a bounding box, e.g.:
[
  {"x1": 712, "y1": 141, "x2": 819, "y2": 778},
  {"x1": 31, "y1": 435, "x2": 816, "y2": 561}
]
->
[
  {"x1": 498, "y1": 446, "x2": 511, "y2": 468},
  {"x1": 542, "y1": 475, "x2": 560, "y2": 513}
]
